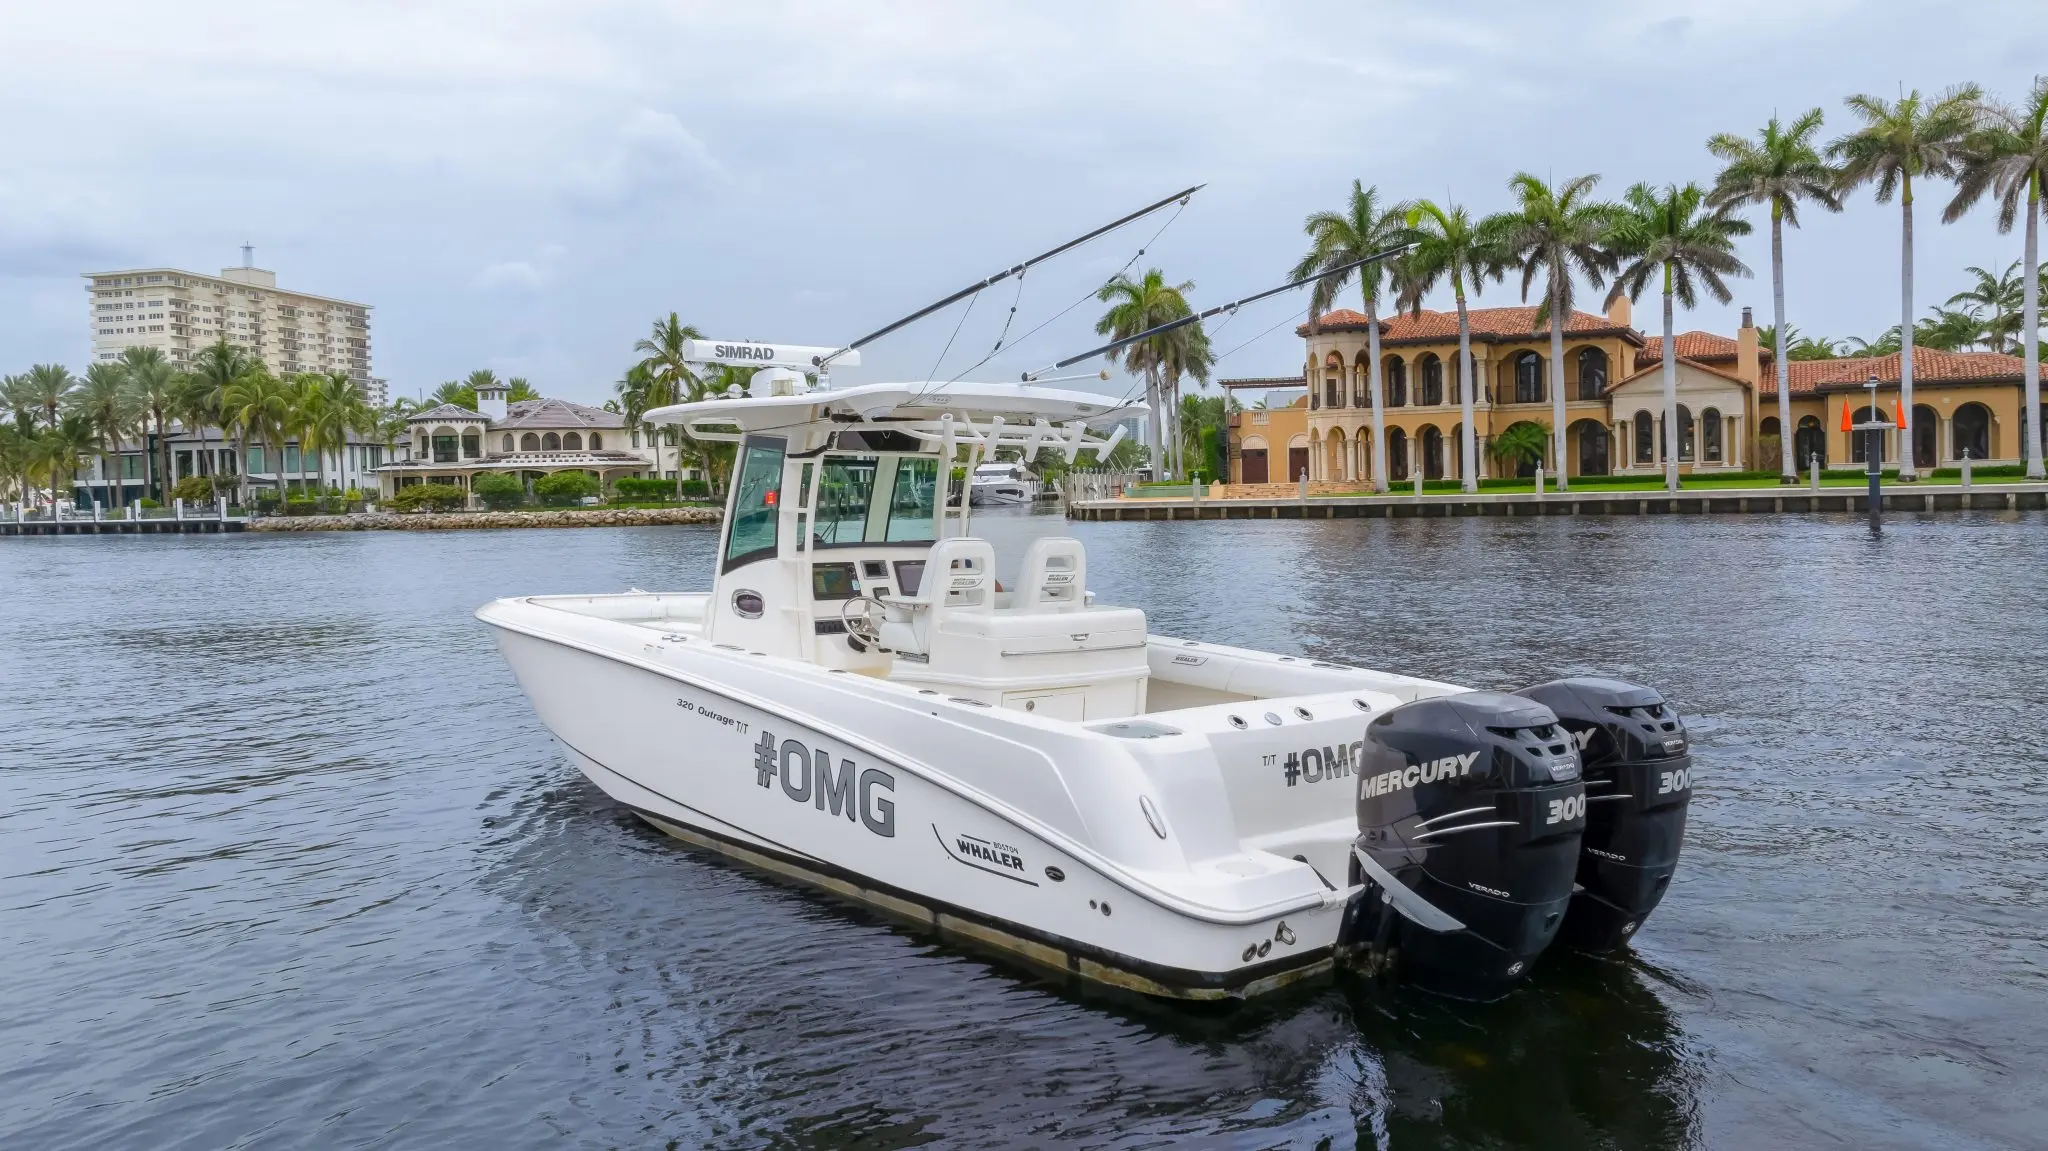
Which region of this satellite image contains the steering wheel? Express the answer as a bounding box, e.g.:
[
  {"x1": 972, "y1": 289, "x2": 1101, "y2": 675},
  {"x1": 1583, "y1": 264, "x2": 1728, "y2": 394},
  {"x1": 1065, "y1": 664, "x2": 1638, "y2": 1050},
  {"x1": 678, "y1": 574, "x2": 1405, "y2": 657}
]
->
[{"x1": 839, "y1": 594, "x2": 887, "y2": 646}]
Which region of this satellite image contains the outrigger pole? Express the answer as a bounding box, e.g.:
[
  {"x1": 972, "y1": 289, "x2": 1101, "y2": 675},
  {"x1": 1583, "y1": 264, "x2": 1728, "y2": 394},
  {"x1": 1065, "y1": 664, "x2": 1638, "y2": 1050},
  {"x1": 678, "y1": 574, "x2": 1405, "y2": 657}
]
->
[
  {"x1": 815, "y1": 184, "x2": 1205, "y2": 371},
  {"x1": 1022, "y1": 242, "x2": 1415, "y2": 381}
]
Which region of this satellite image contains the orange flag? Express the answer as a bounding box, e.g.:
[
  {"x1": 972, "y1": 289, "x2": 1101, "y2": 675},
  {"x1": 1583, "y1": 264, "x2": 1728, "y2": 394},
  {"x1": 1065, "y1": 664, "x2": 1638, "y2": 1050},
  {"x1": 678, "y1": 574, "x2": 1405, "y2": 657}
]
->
[
  {"x1": 1895, "y1": 398, "x2": 1908, "y2": 429},
  {"x1": 1840, "y1": 403, "x2": 1853, "y2": 433}
]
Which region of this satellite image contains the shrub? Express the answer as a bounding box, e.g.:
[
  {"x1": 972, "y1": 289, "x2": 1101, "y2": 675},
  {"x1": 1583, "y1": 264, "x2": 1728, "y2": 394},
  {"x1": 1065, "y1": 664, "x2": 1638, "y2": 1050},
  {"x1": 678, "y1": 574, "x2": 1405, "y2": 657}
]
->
[
  {"x1": 284, "y1": 497, "x2": 320, "y2": 516},
  {"x1": 679, "y1": 479, "x2": 710, "y2": 499},
  {"x1": 611, "y1": 476, "x2": 668, "y2": 502},
  {"x1": 533, "y1": 471, "x2": 599, "y2": 506},
  {"x1": 169, "y1": 475, "x2": 214, "y2": 502},
  {"x1": 138, "y1": 497, "x2": 160, "y2": 509},
  {"x1": 341, "y1": 487, "x2": 365, "y2": 502},
  {"x1": 391, "y1": 483, "x2": 467, "y2": 512},
  {"x1": 472, "y1": 472, "x2": 527, "y2": 510}
]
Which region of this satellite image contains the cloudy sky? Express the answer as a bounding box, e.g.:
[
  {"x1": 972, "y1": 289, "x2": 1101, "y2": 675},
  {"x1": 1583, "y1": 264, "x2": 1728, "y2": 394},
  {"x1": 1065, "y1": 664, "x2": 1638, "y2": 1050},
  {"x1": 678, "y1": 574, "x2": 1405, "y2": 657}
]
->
[{"x1": 4, "y1": 2, "x2": 2045, "y2": 406}]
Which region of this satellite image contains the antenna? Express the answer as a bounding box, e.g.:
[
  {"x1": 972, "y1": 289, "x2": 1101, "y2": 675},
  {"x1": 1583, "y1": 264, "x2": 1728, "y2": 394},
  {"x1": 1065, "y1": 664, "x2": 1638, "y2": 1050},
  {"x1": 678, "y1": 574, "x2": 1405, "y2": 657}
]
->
[
  {"x1": 1025, "y1": 242, "x2": 1415, "y2": 380},
  {"x1": 816, "y1": 184, "x2": 1205, "y2": 370},
  {"x1": 241, "y1": 243, "x2": 254, "y2": 268}
]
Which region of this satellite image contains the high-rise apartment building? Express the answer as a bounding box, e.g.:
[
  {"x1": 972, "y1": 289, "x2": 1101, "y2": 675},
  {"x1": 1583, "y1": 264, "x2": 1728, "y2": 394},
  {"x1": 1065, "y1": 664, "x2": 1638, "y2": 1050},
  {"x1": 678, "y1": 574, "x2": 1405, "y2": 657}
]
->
[{"x1": 83, "y1": 255, "x2": 385, "y2": 405}]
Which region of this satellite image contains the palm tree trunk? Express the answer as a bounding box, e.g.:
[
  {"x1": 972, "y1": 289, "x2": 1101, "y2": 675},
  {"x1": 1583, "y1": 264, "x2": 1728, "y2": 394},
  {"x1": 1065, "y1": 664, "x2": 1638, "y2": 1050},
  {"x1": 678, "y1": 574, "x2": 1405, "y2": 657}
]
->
[
  {"x1": 1548, "y1": 270, "x2": 1568, "y2": 490},
  {"x1": 1365, "y1": 293, "x2": 1388, "y2": 492},
  {"x1": 1662, "y1": 269, "x2": 1679, "y2": 493},
  {"x1": 1772, "y1": 207, "x2": 1795, "y2": 482},
  {"x1": 1144, "y1": 368, "x2": 1164, "y2": 482},
  {"x1": 2024, "y1": 172, "x2": 2043, "y2": 479},
  {"x1": 1898, "y1": 176, "x2": 1917, "y2": 480},
  {"x1": 1456, "y1": 288, "x2": 1477, "y2": 493}
]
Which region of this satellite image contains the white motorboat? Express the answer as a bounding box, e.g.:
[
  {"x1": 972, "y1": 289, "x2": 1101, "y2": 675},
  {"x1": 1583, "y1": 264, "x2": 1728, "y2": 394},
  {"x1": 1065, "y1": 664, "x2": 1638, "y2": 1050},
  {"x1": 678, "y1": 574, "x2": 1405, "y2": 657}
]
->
[
  {"x1": 480, "y1": 355, "x2": 1694, "y2": 1002},
  {"x1": 969, "y1": 460, "x2": 1038, "y2": 506}
]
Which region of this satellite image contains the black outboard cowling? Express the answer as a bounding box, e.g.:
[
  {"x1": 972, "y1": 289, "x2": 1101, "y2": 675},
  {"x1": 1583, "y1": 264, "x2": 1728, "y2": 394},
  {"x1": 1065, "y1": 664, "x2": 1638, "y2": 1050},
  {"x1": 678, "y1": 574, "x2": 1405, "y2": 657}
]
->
[
  {"x1": 1516, "y1": 678, "x2": 1692, "y2": 953},
  {"x1": 1342, "y1": 691, "x2": 1587, "y2": 1001}
]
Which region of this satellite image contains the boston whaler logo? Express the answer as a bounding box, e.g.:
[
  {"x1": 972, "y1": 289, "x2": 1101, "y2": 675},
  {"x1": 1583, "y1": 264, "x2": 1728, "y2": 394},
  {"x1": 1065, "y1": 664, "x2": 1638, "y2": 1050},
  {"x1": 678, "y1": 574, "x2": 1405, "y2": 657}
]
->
[
  {"x1": 1358, "y1": 751, "x2": 1481, "y2": 799},
  {"x1": 753, "y1": 730, "x2": 895, "y2": 837},
  {"x1": 934, "y1": 826, "x2": 1038, "y2": 885}
]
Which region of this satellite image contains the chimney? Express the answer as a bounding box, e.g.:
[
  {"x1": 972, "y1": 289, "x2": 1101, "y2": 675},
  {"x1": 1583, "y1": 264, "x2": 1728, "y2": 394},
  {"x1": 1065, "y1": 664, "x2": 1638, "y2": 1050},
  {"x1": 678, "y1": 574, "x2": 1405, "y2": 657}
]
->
[
  {"x1": 1736, "y1": 306, "x2": 1760, "y2": 385},
  {"x1": 476, "y1": 384, "x2": 508, "y2": 421},
  {"x1": 1606, "y1": 293, "x2": 1632, "y2": 330}
]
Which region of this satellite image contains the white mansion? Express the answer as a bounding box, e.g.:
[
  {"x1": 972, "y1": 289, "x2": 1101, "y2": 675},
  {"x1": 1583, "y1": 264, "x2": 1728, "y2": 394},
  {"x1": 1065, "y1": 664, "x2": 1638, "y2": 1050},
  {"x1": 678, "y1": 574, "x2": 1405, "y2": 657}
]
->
[{"x1": 376, "y1": 382, "x2": 691, "y2": 499}]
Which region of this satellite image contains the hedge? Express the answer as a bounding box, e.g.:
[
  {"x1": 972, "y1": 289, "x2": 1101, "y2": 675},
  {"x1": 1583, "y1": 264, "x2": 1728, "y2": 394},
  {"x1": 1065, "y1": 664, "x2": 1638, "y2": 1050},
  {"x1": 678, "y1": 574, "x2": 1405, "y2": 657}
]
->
[
  {"x1": 472, "y1": 473, "x2": 527, "y2": 510},
  {"x1": 533, "y1": 471, "x2": 599, "y2": 506},
  {"x1": 391, "y1": 483, "x2": 467, "y2": 512}
]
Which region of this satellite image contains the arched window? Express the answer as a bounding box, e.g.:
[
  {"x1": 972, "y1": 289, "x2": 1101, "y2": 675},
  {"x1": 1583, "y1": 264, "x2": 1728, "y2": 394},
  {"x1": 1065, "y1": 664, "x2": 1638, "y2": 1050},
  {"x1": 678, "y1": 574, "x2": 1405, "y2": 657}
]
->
[
  {"x1": 1760, "y1": 416, "x2": 1781, "y2": 440},
  {"x1": 590, "y1": 433, "x2": 602, "y2": 450},
  {"x1": 542, "y1": 431, "x2": 561, "y2": 451},
  {"x1": 1386, "y1": 427, "x2": 1409, "y2": 480},
  {"x1": 1576, "y1": 347, "x2": 1608, "y2": 400},
  {"x1": 1701, "y1": 407, "x2": 1722, "y2": 462},
  {"x1": 1574, "y1": 420, "x2": 1610, "y2": 475},
  {"x1": 1324, "y1": 354, "x2": 1345, "y2": 408},
  {"x1": 1420, "y1": 354, "x2": 1443, "y2": 405},
  {"x1": 1634, "y1": 414, "x2": 1654, "y2": 463},
  {"x1": 1421, "y1": 426, "x2": 1445, "y2": 479},
  {"x1": 1385, "y1": 357, "x2": 1408, "y2": 407},
  {"x1": 1676, "y1": 404, "x2": 1695, "y2": 461},
  {"x1": 563, "y1": 431, "x2": 582, "y2": 450},
  {"x1": 520, "y1": 432, "x2": 540, "y2": 451},
  {"x1": 1352, "y1": 354, "x2": 1370, "y2": 408},
  {"x1": 1513, "y1": 352, "x2": 1543, "y2": 404},
  {"x1": 501, "y1": 434, "x2": 514, "y2": 452}
]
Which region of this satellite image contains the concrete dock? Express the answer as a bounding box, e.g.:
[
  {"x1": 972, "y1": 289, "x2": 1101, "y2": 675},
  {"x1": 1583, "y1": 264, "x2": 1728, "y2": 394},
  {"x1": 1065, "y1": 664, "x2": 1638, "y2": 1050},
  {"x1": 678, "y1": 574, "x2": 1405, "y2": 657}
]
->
[{"x1": 1067, "y1": 482, "x2": 2048, "y2": 521}]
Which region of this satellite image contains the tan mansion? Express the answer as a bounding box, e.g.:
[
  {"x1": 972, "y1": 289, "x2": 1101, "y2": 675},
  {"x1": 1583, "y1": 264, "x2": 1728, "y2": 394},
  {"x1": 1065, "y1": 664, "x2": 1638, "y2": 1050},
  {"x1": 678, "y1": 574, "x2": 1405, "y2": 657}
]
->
[{"x1": 1223, "y1": 296, "x2": 2040, "y2": 486}]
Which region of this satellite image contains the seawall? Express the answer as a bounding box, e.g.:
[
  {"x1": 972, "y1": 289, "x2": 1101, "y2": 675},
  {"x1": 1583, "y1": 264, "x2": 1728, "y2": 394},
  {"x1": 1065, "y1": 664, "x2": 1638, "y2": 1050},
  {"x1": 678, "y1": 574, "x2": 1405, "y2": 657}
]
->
[{"x1": 251, "y1": 507, "x2": 722, "y2": 532}]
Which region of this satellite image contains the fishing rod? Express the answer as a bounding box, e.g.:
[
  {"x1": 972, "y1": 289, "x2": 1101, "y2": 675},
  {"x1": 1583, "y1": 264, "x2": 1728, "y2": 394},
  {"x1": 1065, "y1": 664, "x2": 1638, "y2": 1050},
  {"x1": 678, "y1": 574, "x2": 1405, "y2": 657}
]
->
[
  {"x1": 814, "y1": 183, "x2": 1205, "y2": 371},
  {"x1": 1020, "y1": 242, "x2": 1415, "y2": 382}
]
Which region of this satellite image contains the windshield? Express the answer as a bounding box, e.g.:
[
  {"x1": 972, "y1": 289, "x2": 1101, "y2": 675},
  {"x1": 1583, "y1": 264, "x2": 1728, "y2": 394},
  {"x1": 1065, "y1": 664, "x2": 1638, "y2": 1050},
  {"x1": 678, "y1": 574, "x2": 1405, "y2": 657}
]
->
[
  {"x1": 723, "y1": 436, "x2": 785, "y2": 570},
  {"x1": 884, "y1": 456, "x2": 938, "y2": 542},
  {"x1": 814, "y1": 458, "x2": 877, "y2": 545}
]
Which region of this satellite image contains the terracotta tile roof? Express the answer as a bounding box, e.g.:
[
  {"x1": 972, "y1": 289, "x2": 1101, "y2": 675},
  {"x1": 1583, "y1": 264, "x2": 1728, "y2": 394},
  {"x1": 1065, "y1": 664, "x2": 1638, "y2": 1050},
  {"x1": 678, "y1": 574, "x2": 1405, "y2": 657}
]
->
[
  {"x1": 1613, "y1": 355, "x2": 1755, "y2": 392},
  {"x1": 1217, "y1": 374, "x2": 1306, "y2": 390},
  {"x1": 1635, "y1": 331, "x2": 1741, "y2": 366},
  {"x1": 1758, "y1": 350, "x2": 2032, "y2": 397},
  {"x1": 1300, "y1": 306, "x2": 1640, "y2": 344}
]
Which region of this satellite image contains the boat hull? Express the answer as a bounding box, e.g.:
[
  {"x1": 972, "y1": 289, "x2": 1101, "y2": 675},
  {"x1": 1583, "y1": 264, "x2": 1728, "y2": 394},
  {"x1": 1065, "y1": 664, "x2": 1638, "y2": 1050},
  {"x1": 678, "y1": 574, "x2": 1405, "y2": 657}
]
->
[{"x1": 486, "y1": 619, "x2": 1346, "y2": 999}]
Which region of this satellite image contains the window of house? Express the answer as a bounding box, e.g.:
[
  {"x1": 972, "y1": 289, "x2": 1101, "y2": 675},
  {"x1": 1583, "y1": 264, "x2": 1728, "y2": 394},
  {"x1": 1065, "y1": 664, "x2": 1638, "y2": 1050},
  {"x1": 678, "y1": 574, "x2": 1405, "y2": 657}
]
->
[
  {"x1": 432, "y1": 435, "x2": 458, "y2": 463},
  {"x1": 1702, "y1": 407, "x2": 1723, "y2": 462},
  {"x1": 589, "y1": 433, "x2": 602, "y2": 450},
  {"x1": 521, "y1": 433, "x2": 540, "y2": 451},
  {"x1": 1677, "y1": 405, "x2": 1695, "y2": 461},
  {"x1": 1513, "y1": 352, "x2": 1543, "y2": 404},
  {"x1": 1386, "y1": 358, "x2": 1408, "y2": 407},
  {"x1": 1634, "y1": 415, "x2": 1653, "y2": 463},
  {"x1": 502, "y1": 434, "x2": 515, "y2": 452},
  {"x1": 542, "y1": 432, "x2": 560, "y2": 451},
  {"x1": 461, "y1": 433, "x2": 481, "y2": 458},
  {"x1": 1421, "y1": 355, "x2": 1443, "y2": 405},
  {"x1": 562, "y1": 432, "x2": 582, "y2": 450}
]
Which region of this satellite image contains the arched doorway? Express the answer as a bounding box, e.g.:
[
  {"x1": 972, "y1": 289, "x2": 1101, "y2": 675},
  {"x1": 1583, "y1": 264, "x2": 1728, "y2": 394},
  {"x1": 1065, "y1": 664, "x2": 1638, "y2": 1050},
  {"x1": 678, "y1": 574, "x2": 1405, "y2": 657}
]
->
[
  {"x1": 1420, "y1": 425, "x2": 1444, "y2": 479},
  {"x1": 1513, "y1": 351, "x2": 1544, "y2": 404},
  {"x1": 1675, "y1": 405, "x2": 1696, "y2": 462},
  {"x1": 1794, "y1": 416, "x2": 1825, "y2": 469},
  {"x1": 1952, "y1": 403, "x2": 1991, "y2": 462},
  {"x1": 1572, "y1": 419, "x2": 1610, "y2": 476},
  {"x1": 1850, "y1": 406, "x2": 1887, "y2": 463},
  {"x1": 1387, "y1": 427, "x2": 1409, "y2": 481},
  {"x1": 1385, "y1": 356, "x2": 1407, "y2": 407},
  {"x1": 1328, "y1": 427, "x2": 1348, "y2": 480},
  {"x1": 1288, "y1": 436, "x2": 1309, "y2": 482},
  {"x1": 1419, "y1": 355, "x2": 1443, "y2": 406},
  {"x1": 1239, "y1": 435, "x2": 1269, "y2": 484},
  {"x1": 1912, "y1": 404, "x2": 1938, "y2": 469},
  {"x1": 1633, "y1": 413, "x2": 1656, "y2": 465}
]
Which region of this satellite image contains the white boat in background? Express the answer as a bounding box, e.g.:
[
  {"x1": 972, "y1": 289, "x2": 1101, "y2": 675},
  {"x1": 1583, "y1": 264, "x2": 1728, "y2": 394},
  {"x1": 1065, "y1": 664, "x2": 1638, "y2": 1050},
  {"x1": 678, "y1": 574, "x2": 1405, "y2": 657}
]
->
[
  {"x1": 969, "y1": 460, "x2": 1038, "y2": 506},
  {"x1": 478, "y1": 351, "x2": 1695, "y2": 1002}
]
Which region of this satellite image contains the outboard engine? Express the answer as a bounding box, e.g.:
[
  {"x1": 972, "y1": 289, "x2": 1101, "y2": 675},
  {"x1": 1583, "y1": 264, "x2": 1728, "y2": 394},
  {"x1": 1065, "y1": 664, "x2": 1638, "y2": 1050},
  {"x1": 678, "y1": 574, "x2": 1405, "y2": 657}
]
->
[
  {"x1": 1341, "y1": 691, "x2": 1587, "y2": 1001},
  {"x1": 1517, "y1": 678, "x2": 1692, "y2": 953}
]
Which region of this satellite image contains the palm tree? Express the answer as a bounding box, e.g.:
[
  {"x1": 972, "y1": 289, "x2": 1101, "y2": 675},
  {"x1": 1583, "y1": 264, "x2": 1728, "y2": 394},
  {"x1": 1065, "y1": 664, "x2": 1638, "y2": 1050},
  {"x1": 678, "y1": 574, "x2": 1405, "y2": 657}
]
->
[
  {"x1": 1490, "y1": 420, "x2": 1551, "y2": 476},
  {"x1": 634, "y1": 314, "x2": 706, "y2": 412},
  {"x1": 1708, "y1": 108, "x2": 1841, "y2": 483},
  {"x1": 1490, "y1": 173, "x2": 1619, "y2": 490},
  {"x1": 70, "y1": 363, "x2": 142, "y2": 509},
  {"x1": 221, "y1": 368, "x2": 292, "y2": 506},
  {"x1": 1948, "y1": 76, "x2": 2048, "y2": 478},
  {"x1": 289, "y1": 373, "x2": 333, "y2": 494},
  {"x1": 1096, "y1": 270, "x2": 1209, "y2": 482},
  {"x1": 187, "y1": 341, "x2": 259, "y2": 500},
  {"x1": 1944, "y1": 263, "x2": 2024, "y2": 353},
  {"x1": 1606, "y1": 182, "x2": 1754, "y2": 491},
  {"x1": 1401, "y1": 201, "x2": 1504, "y2": 492},
  {"x1": 1290, "y1": 180, "x2": 1416, "y2": 492},
  {"x1": 21, "y1": 363, "x2": 77, "y2": 430},
  {"x1": 119, "y1": 347, "x2": 180, "y2": 501},
  {"x1": 1916, "y1": 305, "x2": 1984, "y2": 351},
  {"x1": 1847, "y1": 328, "x2": 1904, "y2": 356},
  {"x1": 505, "y1": 377, "x2": 541, "y2": 402},
  {"x1": 39, "y1": 414, "x2": 97, "y2": 509},
  {"x1": 430, "y1": 380, "x2": 478, "y2": 410},
  {"x1": 1831, "y1": 84, "x2": 1984, "y2": 480}
]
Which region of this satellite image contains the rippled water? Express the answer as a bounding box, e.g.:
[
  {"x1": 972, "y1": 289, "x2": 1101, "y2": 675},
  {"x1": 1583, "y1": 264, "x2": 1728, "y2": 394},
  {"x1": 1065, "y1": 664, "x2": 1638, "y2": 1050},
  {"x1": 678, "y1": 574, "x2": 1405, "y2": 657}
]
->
[{"x1": 2, "y1": 509, "x2": 2043, "y2": 1150}]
